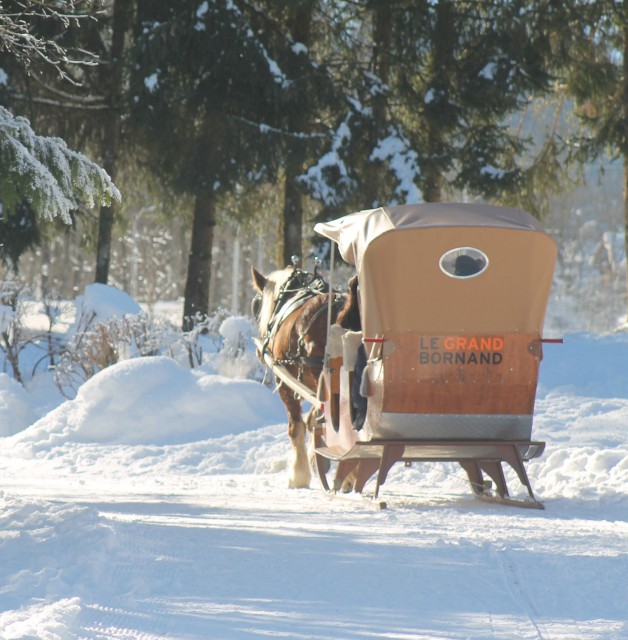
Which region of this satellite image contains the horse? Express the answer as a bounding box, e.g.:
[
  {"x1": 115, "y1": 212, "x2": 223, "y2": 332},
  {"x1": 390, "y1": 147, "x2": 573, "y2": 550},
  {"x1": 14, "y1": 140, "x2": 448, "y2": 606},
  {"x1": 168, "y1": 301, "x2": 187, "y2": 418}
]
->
[{"x1": 251, "y1": 264, "x2": 354, "y2": 488}]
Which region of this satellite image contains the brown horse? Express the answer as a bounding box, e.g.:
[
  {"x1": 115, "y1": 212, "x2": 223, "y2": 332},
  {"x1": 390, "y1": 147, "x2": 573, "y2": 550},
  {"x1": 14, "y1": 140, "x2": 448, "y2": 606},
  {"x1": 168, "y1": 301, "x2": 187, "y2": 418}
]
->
[{"x1": 251, "y1": 265, "x2": 352, "y2": 488}]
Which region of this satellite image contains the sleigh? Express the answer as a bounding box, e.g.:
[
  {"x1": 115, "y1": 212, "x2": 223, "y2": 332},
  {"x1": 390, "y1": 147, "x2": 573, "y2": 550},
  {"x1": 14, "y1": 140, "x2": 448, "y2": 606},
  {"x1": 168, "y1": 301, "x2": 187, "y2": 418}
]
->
[
  {"x1": 303, "y1": 203, "x2": 558, "y2": 508},
  {"x1": 253, "y1": 203, "x2": 558, "y2": 507}
]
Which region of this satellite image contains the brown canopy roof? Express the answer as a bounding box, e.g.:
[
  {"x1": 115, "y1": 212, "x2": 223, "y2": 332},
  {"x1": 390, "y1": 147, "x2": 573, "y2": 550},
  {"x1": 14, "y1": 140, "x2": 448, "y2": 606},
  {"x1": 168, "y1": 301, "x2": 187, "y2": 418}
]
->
[
  {"x1": 314, "y1": 203, "x2": 545, "y2": 271},
  {"x1": 315, "y1": 203, "x2": 557, "y2": 336}
]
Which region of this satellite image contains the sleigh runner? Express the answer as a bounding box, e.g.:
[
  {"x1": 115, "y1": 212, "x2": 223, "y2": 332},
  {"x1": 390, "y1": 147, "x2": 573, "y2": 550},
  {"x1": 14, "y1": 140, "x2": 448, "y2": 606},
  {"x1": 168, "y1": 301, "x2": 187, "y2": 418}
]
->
[{"x1": 254, "y1": 203, "x2": 558, "y2": 507}]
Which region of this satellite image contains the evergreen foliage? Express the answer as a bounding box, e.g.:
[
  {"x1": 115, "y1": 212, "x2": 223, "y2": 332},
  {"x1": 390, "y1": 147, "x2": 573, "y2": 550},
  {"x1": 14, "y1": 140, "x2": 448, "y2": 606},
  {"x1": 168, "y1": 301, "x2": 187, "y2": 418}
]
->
[
  {"x1": 557, "y1": 1, "x2": 627, "y2": 161},
  {"x1": 548, "y1": 0, "x2": 628, "y2": 314},
  {"x1": 0, "y1": 107, "x2": 120, "y2": 224},
  {"x1": 0, "y1": 201, "x2": 40, "y2": 270},
  {"x1": 298, "y1": 1, "x2": 557, "y2": 212},
  {"x1": 0, "y1": 0, "x2": 626, "y2": 320}
]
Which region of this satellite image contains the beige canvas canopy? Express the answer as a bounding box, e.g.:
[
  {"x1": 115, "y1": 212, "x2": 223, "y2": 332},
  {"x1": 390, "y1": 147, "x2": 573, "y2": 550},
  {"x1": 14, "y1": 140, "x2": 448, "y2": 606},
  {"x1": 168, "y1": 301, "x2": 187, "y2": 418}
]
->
[{"x1": 314, "y1": 203, "x2": 557, "y2": 337}]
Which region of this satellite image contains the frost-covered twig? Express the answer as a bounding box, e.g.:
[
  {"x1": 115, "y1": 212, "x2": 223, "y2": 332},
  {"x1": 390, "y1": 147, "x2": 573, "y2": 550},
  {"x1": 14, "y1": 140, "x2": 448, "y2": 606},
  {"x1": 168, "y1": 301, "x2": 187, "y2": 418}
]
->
[{"x1": 0, "y1": 1, "x2": 100, "y2": 84}]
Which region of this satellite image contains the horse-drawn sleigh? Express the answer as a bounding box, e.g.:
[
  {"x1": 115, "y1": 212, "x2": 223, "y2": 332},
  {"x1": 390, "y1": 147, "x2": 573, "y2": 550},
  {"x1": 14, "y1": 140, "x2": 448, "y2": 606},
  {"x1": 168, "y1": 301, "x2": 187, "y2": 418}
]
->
[{"x1": 252, "y1": 203, "x2": 558, "y2": 508}]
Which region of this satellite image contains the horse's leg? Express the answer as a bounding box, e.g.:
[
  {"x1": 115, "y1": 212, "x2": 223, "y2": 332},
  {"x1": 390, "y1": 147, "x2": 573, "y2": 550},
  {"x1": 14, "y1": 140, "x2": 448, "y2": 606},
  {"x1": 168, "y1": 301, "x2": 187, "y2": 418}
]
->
[
  {"x1": 277, "y1": 382, "x2": 311, "y2": 489},
  {"x1": 304, "y1": 406, "x2": 318, "y2": 473}
]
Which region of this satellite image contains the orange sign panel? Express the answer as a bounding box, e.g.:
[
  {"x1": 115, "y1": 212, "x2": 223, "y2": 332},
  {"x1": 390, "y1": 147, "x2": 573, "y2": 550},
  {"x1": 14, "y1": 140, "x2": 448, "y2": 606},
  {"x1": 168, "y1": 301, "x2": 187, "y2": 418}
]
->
[{"x1": 419, "y1": 335, "x2": 504, "y2": 366}]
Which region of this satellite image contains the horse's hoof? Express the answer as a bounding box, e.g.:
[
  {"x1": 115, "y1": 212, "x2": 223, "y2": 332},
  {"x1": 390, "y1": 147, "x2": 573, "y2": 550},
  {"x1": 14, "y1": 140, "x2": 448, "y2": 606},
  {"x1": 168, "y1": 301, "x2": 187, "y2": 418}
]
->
[{"x1": 288, "y1": 478, "x2": 311, "y2": 489}]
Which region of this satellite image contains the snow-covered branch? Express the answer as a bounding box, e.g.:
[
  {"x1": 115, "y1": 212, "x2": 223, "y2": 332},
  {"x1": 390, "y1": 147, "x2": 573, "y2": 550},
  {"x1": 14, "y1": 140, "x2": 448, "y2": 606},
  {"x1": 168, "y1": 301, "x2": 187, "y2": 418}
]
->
[{"x1": 0, "y1": 106, "x2": 120, "y2": 223}]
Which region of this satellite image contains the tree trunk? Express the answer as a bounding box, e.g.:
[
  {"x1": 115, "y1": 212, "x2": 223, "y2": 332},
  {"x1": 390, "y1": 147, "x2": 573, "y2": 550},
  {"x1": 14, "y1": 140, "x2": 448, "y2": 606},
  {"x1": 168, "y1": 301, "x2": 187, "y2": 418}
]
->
[
  {"x1": 182, "y1": 192, "x2": 217, "y2": 330},
  {"x1": 623, "y1": 17, "x2": 628, "y2": 321},
  {"x1": 95, "y1": 0, "x2": 132, "y2": 284},
  {"x1": 422, "y1": 0, "x2": 454, "y2": 204},
  {"x1": 423, "y1": 167, "x2": 442, "y2": 202},
  {"x1": 364, "y1": 1, "x2": 392, "y2": 207},
  {"x1": 95, "y1": 201, "x2": 115, "y2": 283},
  {"x1": 281, "y1": 2, "x2": 314, "y2": 267},
  {"x1": 282, "y1": 168, "x2": 303, "y2": 267}
]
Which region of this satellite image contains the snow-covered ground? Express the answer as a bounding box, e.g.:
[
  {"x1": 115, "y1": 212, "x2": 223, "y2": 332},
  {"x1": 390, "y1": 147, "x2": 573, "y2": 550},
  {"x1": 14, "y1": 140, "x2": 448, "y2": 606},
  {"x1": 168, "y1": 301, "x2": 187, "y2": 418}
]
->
[{"x1": 0, "y1": 287, "x2": 626, "y2": 639}]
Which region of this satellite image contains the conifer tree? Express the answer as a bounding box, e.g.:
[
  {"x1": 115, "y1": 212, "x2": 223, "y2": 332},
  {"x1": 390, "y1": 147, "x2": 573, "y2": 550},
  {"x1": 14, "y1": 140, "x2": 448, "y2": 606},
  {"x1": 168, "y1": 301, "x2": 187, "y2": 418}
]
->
[
  {"x1": 94, "y1": 0, "x2": 134, "y2": 284},
  {"x1": 554, "y1": 0, "x2": 628, "y2": 317},
  {"x1": 302, "y1": 1, "x2": 555, "y2": 210},
  {"x1": 130, "y1": 0, "x2": 327, "y2": 327},
  {"x1": 276, "y1": 0, "x2": 316, "y2": 267},
  {"x1": 0, "y1": 0, "x2": 123, "y2": 273}
]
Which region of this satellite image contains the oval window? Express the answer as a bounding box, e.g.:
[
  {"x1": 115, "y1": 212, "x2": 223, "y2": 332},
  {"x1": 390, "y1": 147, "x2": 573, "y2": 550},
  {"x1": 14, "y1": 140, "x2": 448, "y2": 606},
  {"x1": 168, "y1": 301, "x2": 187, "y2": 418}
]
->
[{"x1": 439, "y1": 247, "x2": 489, "y2": 279}]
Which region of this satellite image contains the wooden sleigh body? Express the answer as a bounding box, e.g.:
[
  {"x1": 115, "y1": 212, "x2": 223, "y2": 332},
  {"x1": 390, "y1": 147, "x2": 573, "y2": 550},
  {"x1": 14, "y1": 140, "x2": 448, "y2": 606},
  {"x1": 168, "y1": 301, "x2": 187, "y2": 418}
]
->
[
  {"x1": 266, "y1": 203, "x2": 558, "y2": 508},
  {"x1": 314, "y1": 329, "x2": 548, "y2": 508}
]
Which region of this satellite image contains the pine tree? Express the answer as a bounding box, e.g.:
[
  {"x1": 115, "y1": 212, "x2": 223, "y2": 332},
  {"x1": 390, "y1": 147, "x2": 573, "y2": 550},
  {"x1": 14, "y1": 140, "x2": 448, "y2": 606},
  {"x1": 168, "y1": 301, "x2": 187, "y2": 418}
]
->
[
  {"x1": 554, "y1": 0, "x2": 628, "y2": 318},
  {"x1": 0, "y1": 106, "x2": 119, "y2": 223},
  {"x1": 237, "y1": 1, "x2": 349, "y2": 266},
  {"x1": 94, "y1": 0, "x2": 134, "y2": 284},
  {"x1": 129, "y1": 0, "x2": 324, "y2": 327},
  {"x1": 301, "y1": 1, "x2": 556, "y2": 210},
  {"x1": 0, "y1": 1, "x2": 122, "y2": 272}
]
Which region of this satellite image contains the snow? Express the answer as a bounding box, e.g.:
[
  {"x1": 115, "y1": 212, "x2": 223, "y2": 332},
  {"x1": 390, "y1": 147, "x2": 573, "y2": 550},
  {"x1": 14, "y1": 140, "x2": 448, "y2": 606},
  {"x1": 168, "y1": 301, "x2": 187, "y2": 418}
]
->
[
  {"x1": 0, "y1": 287, "x2": 626, "y2": 639},
  {"x1": 371, "y1": 133, "x2": 422, "y2": 204},
  {"x1": 300, "y1": 120, "x2": 355, "y2": 206},
  {"x1": 481, "y1": 164, "x2": 507, "y2": 180},
  {"x1": 479, "y1": 62, "x2": 497, "y2": 80},
  {"x1": 195, "y1": 2, "x2": 208, "y2": 30},
  {"x1": 196, "y1": 1, "x2": 209, "y2": 18},
  {"x1": 292, "y1": 42, "x2": 309, "y2": 55},
  {"x1": 74, "y1": 283, "x2": 141, "y2": 323},
  {"x1": 0, "y1": 374, "x2": 35, "y2": 436},
  {"x1": 144, "y1": 72, "x2": 159, "y2": 93}
]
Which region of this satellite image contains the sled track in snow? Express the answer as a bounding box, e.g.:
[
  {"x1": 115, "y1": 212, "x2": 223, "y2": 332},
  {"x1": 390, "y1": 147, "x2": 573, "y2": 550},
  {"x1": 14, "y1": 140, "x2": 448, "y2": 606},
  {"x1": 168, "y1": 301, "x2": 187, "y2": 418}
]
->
[{"x1": 496, "y1": 547, "x2": 546, "y2": 639}]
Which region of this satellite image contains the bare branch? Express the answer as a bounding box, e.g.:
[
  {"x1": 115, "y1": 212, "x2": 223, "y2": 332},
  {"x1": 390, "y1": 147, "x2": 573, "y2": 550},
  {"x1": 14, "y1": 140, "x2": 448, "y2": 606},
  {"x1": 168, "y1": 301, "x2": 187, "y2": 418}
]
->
[{"x1": 0, "y1": 0, "x2": 102, "y2": 84}]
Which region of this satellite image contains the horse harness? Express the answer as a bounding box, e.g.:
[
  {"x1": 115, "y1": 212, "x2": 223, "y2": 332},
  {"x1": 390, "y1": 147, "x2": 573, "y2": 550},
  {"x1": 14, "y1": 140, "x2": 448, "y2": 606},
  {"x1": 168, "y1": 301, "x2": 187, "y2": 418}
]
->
[{"x1": 253, "y1": 268, "x2": 345, "y2": 379}]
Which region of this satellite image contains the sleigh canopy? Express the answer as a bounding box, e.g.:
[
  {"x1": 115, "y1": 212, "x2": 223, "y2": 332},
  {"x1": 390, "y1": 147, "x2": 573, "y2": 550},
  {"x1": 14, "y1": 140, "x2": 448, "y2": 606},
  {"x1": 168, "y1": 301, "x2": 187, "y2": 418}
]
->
[{"x1": 314, "y1": 203, "x2": 557, "y2": 338}]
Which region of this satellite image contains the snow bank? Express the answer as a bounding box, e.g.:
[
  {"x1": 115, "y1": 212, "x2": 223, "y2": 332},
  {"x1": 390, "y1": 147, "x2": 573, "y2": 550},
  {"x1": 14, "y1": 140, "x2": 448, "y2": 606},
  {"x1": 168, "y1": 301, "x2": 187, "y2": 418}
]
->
[
  {"x1": 8, "y1": 356, "x2": 285, "y2": 449},
  {"x1": 0, "y1": 373, "x2": 35, "y2": 436},
  {"x1": 0, "y1": 493, "x2": 112, "y2": 617},
  {"x1": 0, "y1": 300, "x2": 625, "y2": 639},
  {"x1": 73, "y1": 283, "x2": 141, "y2": 326}
]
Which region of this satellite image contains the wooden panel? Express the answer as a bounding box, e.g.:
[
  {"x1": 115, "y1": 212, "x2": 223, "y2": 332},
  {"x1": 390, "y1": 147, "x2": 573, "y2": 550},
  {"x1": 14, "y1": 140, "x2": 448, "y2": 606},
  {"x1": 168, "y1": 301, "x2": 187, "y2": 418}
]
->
[
  {"x1": 322, "y1": 358, "x2": 359, "y2": 451},
  {"x1": 322, "y1": 356, "x2": 342, "y2": 430},
  {"x1": 381, "y1": 333, "x2": 541, "y2": 415}
]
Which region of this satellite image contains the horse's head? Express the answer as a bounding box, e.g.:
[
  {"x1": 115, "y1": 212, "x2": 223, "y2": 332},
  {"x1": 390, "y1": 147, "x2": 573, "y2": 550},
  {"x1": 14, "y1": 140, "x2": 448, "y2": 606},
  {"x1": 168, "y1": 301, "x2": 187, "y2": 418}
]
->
[{"x1": 251, "y1": 266, "x2": 295, "y2": 337}]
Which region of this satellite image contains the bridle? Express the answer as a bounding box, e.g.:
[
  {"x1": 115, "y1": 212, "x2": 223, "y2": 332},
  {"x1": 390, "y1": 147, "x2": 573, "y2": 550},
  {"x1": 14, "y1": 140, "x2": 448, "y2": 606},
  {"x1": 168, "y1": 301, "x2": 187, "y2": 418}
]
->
[
  {"x1": 256, "y1": 266, "x2": 328, "y2": 341},
  {"x1": 254, "y1": 265, "x2": 344, "y2": 376},
  {"x1": 252, "y1": 266, "x2": 322, "y2": 324},
  {"x1": 251, "y1": 292, "x2": 263, "y2": 322}
]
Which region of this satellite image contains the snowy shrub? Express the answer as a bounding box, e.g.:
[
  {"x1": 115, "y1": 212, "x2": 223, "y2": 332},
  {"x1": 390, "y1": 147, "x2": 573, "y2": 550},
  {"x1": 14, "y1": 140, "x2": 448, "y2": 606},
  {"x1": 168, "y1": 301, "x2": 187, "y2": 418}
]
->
[
  {"x1": 0, "y1": 281, "x2": 29, "y2": 384},
  {"x1": 0, "y1": 282, "x2": 73, "y2": 387},
  {"x1": 54, "y1": 311, "x2": 177, "y2": 398},
  {"x1": 53, "y1": 302, "x2": 263, "y2": 397},
  {"x1": 172, "y1": 309, "x2": 229, "y2": 369},
  {"x1": 209, "y1": 315, "x2": 265, "y2": 381},
  {"x1": 0, "y1": 281, "x2": 266, "y2": 397}
]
